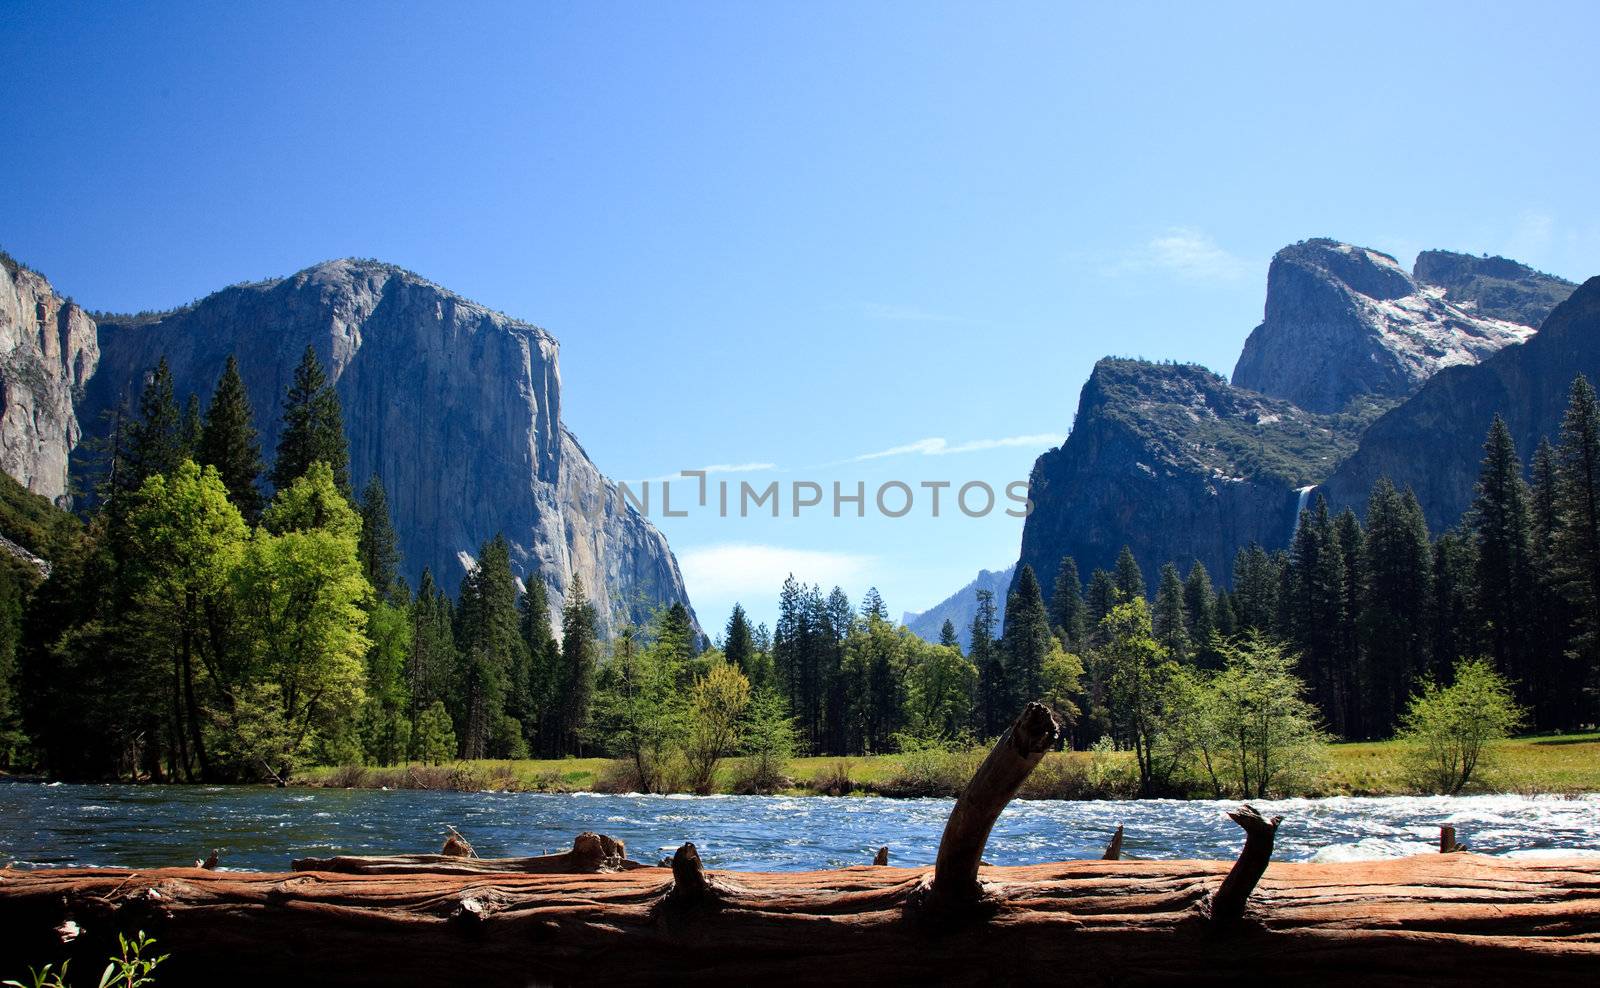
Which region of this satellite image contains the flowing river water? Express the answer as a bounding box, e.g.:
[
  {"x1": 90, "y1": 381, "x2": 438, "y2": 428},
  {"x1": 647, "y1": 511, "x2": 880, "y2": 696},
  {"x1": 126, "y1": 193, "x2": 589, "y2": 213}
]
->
[{"x1": 3, "y1": 784, "x2": 1598, "y2": 872}]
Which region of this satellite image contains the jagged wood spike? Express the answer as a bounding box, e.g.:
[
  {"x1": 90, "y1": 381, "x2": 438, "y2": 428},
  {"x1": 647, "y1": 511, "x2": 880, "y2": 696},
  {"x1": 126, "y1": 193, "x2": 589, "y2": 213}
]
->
[
  {"x1": 1102, "y1": 825, "x2": 1124, "y2": 861},
  {"x1": 1211, "y1": 804, "x2": 1282, "y2": 930},
  {"x1": 924, "y1": 701, "x2": 1060, "y2": 912}
]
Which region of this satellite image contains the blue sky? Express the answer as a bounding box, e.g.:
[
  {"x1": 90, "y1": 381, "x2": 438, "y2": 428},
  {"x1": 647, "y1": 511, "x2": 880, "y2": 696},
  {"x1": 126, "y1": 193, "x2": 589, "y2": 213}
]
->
[{"x1": 3, "y1": 1, "x2": 1597, "y2": 634}]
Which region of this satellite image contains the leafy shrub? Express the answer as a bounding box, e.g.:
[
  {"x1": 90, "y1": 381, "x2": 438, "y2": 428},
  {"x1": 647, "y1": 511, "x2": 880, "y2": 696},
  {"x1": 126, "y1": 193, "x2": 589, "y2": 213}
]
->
[
  {"x1": 812, "y1": 759, "x2": 855, "y2": 796},
  {"x1": 1398, "y1": 659, "x2": 1524, "y2": 794}
]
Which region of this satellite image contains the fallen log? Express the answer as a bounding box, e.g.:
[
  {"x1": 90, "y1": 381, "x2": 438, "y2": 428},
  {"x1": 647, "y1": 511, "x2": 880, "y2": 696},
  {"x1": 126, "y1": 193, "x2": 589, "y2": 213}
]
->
[
  {"x1": 2, "y1": 855, "x2": 1597, "y2": 986},
  {"x1": 291, "y1": 831, "x2": 646, "y2": 875},
  {"x1": 3, "y1": 703, "x2": 1597, "y2": 985}
]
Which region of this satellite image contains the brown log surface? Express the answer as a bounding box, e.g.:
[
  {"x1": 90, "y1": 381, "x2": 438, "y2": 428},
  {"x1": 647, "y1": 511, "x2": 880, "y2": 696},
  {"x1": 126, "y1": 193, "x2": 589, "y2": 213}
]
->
[{"x1": 2, "y1": 854, "x2": 1597, "y2": 987}]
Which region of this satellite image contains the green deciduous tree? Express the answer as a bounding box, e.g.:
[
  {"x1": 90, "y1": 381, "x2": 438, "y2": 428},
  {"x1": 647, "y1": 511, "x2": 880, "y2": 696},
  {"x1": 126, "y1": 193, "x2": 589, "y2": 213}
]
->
[
  {"x1": 1397, "y1": 658, "x2": 1523, "y2": 794},
  {"x1": 683, "y1": 662, "x2": 750, "y2": 794},
  {"x1": 233, "y1": 462, "x2": 371, "y2": 780}
]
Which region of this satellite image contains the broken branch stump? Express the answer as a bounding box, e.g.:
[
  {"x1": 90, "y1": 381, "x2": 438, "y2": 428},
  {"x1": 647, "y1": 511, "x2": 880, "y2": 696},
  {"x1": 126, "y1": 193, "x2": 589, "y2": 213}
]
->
[
  {"x1": 923, "y1": 701, "x2": 1060, "y2": 913},
  {"x1": 1210, "y1": 804, "x2": 1282, "y2": 930}
]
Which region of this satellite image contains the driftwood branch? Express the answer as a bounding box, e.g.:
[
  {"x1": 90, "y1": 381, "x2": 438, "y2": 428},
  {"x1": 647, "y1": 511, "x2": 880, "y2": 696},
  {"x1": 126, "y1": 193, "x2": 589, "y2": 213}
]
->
[
  {"x1": 1210, "y1": 804, "x2": 1281, "y2": 929},
  {"x1": 1102, "y1": 825, "x2": 1124, "y2": 861},
  {"x1": 1441, "y1": 825, "x2": 1468, "y2": 853},
  {"x1": 872, "y1": 846, "x2": 889, "y2": 866},
  {"x1": 922, "y1": 701, "x2": 1060, "y2": 913},
  {"x1": 291, "y1": 832, "x2": 643, "y2": 875}
]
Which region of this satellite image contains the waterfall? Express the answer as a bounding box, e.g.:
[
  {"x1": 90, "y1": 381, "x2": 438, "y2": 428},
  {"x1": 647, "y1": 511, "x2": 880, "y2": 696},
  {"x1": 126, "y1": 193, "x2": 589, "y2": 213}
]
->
[{"x1": 1288, "y1": 485, "x2": 1316, "y2": 541}]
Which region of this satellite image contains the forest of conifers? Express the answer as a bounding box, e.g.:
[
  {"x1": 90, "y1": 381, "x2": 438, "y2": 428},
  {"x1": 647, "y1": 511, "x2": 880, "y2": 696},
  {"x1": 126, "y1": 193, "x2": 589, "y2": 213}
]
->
[{"x1": 0, "y1": 348, "x2": 1596, "y2": 784}]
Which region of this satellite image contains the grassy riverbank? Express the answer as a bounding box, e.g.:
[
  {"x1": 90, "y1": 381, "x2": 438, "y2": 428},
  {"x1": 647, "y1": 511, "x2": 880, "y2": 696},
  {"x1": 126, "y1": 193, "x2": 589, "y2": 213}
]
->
[{"x1": 296, "y1": 731, "x2": 1600, "y2": 799}]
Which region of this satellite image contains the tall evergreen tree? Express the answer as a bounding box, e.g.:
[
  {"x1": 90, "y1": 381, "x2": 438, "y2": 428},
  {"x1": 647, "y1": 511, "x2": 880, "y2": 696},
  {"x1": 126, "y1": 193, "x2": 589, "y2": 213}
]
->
[
  {"x1": 969, "y1": 587, "x2": 1003, "y2": 737},
  {"x1": 123, "y1": 357, "x2": 184, "y2": 493},
  {"x1": 1002, "y1": 565, "x2": 1052, "y2": 708},
  {"x1": 556, "y1": 574, "x2": 599, "y2": 755},
  {"x1": 453, "y1": 535, "x2": 524, "y2": 759},
  {"x1": 1470, "y1": 416, "x2": 1536, "y2": 700},
  {"x1": 1286, "y1": 497, "x2": 1347, "y2": 733},
  {"x1": 180, "y1": 393, "x2": 203, "y2": 457},
  {"x1": 1085, "y1": 568, "x2": 1118, "y2": 634},
  {"x1": 1429, "y1": 530, "x2": 1479, "y2": 682},
  {"x1": 1182, "y1": 562, "x2": 1218, "y2": 668},
  {"x1": 357, "y1": 474, "x2": 405, "y2": 603},
  {"x1": 859, "y1": 587, "x2": 888, "y2": 621},
  {"x1": 1332, "y1": 507, "x2": 1366, "y2": 734},
  {"x1": 1151, "y1": 562, "x2": 1190, "y2": 662},
  {"x1": 517, "y1": 574, "x2": 562, "y2": 755},
  {"x1": 1360, "y1": 479, "x2": 1432, "y2": 736},
  {"x1": 197, "y1": 355, "x2": 265, "y2": 522},
  {"x1": 938, "y1": 618, "x2": 961, "y2": 651},
  {"x1": 1530, "y1": 437, "x2": 1578, "y2": 728},
  {"x1": 1048, "y1": 556, "x2": 1086, "y2": 646},
  {"x1": 1113, "y1": 546, "x2": 1146, "y2": 601},
  {"x1": 723, "y1": 603, "x2": 755, "y2": 671},
  {"x1": 1231, "y1": 543, "x2": 1280, "y2": 633},
  {"x1": 1554, "y1": 374, "x2": 1600, "y2": 726},
  {"x1": 407, "y1": 568, "x2": 458, "y2": 752},
  {"x1": 271, "y1": 345, "x2": 350, "y2": 496}
]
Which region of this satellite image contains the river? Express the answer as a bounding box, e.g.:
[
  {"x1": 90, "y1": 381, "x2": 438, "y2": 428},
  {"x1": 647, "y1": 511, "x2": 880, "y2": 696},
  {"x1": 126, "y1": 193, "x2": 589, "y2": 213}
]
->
[{"x1": 3, "y1": 784, "x2": 1598, "y2": 872}]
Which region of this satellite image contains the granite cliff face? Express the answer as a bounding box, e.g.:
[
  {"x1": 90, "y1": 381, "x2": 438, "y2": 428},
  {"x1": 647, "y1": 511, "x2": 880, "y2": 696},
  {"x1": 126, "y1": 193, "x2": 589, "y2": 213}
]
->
[
  {"x1": 1412, "y1": 249, "x2": 1575, "y2": 327},
  {"x1": 1014, "y1": 359, "x2": 1366, "y2": 600},
  {"x1": 75, "y1": 259, "x2": 693, "y2": 636},
  {"x1": 1232, "y1": 239, "x2": 1538, "y2": 413},
  {"x1": 1320, "y1": 276, "x2": 1600, "y2": 531},
  {"x1": 0, "y1": 256, "x2": 99, "y2": 505},
  {"x1": 901, "y1": 564, "x2": 1013, "y2": 650}
]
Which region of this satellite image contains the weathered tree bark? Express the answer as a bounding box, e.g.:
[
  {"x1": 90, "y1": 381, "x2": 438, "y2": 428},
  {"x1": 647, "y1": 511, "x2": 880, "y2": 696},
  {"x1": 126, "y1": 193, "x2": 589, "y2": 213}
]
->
[
  {"x1": 291, "y1": 832, "x2": 643, "y2": 875},
  {"x1": 3, "y1": 855, "x2": 1597, "y2": 986},
  {"x1": 1210, "y1": 804, "x2": 1281, "y2": 930},
  {"x1": 921, "y1": 701, "x2": 1059, "y2": 914}
]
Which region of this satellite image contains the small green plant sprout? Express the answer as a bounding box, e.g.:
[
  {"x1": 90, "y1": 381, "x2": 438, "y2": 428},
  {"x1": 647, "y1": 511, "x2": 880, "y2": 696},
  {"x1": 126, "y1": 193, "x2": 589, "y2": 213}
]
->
[
  {"x1": 3, "y1": 960, "x2": 69, "y2": 988},
  {"x1": 98, "y1": 931, "x2": 167, "y2": 988}
]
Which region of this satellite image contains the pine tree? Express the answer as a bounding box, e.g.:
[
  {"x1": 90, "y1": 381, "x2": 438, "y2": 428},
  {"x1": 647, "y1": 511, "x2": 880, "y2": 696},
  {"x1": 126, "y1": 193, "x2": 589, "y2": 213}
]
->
[
  {"x1": 271, "y1": 345, "x2": 350, "y2": 497},
  {"x1": 1332, "y1": 507, "x2": 1366, "y2": 735},
  {"x1": 1048, "y1": 556, "x2": 1086, "y2": 647},
  {"x1": 1554, "y1": 374, "x2": 1600, "y2": 727},
  {"x1": 1085, "y1": 568, "x2": 1118, "y2": 634},
  {"x1": 1529, "y1": 437, "x2": 1577, "y2": 728},
  {"x1": 1360, "y1": 479, "x2": 1432, "y2": 737},
  {"x1": 938, "y1": 618, "x2": 961, "y2": 651},
  {"x1": 969, "y1": 587, "x2": 1003, "y2": 737},
  {"x1": 197, "y1": 355, "x2": 265, "y2": 522},
  {"x1": 123, "y1": 357, "x2": 184, "y2": 492},
  {"x1": 453, "y1": 535, "x2": 524, "y2": 759},
  {"x1": 1151, "y1": 562, "x2": 1190, "y2": 662},
  {"x1": 1213, "y1": 589, "x2": 1238, "y2": 639},
  {"x1": 724, "y1": 604, "x2": 755, "y2": 671},
  {"x1": 1231, "y1": 543, "x2": 1280, "y2": 633},
  {"x1": 407, "y1": 568, "x2": 459, "y2": 754},
  {"x1": 1182, "y1": 562, "x2": 1218, "y2": 668},
  {"x1": 357, "y1": 474, "x2": 405, "y2": 603},
  {"x1": 1113, "y1": 546, "x2": 1146, "y2": 601},
  {"x1": 180, "y1": 393, "x2": 203, "y2": 457},
  {"x1": 1429, "y1": 530, "x2": 1479, "y2": 682},
  {"x1": 1002, "y1": 565, "x2": 1052, "y2": 708},
  {"x1": 557, "y1": 573, "x2": 599, "y2": 755},
  {"x1": 1470, "y1": 416, "x2": 1536, "y2": 700},
  {"x1": 859, "y1": 587, "x2": 888, "y2": 621},
  {"x1": 518, "y1": 574, "x2": 562, "y2": 755},
  {"x1": 1287, "y1": 497, "x2": 1347, "y2": 733}
]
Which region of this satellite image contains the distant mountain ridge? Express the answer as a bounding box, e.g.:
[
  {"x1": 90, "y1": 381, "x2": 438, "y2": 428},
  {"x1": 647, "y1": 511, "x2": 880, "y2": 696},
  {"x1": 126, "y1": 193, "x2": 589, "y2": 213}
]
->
[
  {"x1": 1006, "y1": 237, "x2": 1581, "y2": 607},
  {"x1": 902, "y1": 564, "x2": 1014, "y2": 649}
]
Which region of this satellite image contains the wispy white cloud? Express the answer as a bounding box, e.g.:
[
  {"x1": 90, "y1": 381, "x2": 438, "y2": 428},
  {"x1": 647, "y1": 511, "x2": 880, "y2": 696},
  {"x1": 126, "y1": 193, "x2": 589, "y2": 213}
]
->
[
  {"x1": 677, "y1": 543, "x2": 875, "y2": 601},
  {"x1": 635, "y1": 462, "x2": 778, "y2": 484},
  {"x1": 850, "y1": 433, "x2": 1061, "y2": 462},
  {"x1": 1100, "y1": 227, "x2": 1251, "y2": 283}
]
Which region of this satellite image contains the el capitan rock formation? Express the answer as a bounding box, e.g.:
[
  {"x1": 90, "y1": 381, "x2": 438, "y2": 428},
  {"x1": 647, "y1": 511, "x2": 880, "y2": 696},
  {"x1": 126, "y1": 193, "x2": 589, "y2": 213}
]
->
[
  {"x1": 0, "y1": 254, "x2": 99, "y2": 506},
  {"x1": 0, "y1": 252, "x2": 693, "y2": 635}
]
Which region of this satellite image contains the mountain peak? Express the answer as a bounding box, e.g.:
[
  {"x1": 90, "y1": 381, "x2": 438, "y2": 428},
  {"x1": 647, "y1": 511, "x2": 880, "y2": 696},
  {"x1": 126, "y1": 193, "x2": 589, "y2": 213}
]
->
[{"x1": 1232, "y1": 238, "x2": 1542, "y2": 413}]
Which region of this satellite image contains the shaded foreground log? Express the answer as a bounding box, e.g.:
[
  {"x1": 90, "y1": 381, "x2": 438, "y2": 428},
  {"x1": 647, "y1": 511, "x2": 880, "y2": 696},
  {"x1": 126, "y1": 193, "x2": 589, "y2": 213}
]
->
[
  {"x1": 3, "y1": 854, "x2": 1597, "y2": 986},
  {"x1": 291, "y1": 831, "x2": 643, "y2": 875}
]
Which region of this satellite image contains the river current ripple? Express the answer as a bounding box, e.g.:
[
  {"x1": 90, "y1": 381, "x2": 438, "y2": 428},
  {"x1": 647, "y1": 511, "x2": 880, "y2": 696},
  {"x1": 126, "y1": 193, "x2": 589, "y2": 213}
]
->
[{"x1": 3, "y1": 784, "x2": 1597, "y2": 872}]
